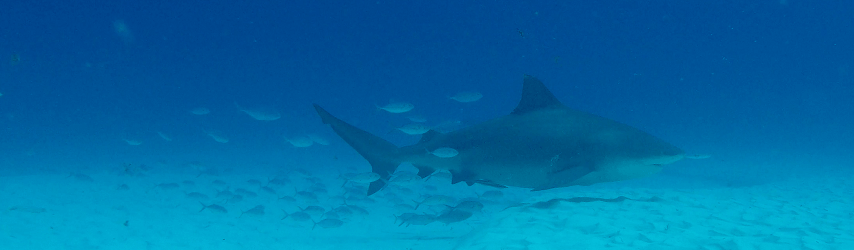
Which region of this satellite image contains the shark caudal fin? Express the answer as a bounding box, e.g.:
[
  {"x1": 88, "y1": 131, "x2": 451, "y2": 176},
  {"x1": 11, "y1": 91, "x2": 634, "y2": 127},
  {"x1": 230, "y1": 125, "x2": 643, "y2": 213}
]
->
[{"x1": 313, "y1": 104, "x2": 401, "y2": 196}]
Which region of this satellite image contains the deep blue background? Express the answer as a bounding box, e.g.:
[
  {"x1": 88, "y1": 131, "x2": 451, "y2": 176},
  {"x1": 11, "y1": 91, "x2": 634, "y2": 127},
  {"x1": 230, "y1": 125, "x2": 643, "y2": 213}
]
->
[{"x1": 1, "y1": 1, "x2": 852, "y2": 183}]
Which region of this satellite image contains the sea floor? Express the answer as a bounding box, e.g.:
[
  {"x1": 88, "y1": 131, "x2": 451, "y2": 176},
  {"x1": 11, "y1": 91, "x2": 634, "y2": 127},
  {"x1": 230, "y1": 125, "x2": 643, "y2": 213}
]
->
[{"x1": 1, "y1": 167, "x2": 852, "y2": 250}]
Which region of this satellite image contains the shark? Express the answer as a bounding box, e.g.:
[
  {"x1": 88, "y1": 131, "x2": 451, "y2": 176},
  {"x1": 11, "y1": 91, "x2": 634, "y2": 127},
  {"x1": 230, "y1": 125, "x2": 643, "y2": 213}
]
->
[{"x1": 314, "y1": 75, "x2": 686, "y2": 196}]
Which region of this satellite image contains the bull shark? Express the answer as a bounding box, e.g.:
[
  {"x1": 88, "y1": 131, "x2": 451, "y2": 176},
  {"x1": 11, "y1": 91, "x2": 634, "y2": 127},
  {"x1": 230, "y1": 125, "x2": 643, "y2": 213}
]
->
[{"x1": 314, "y1": 75, "x2": 686, "y2": 195}]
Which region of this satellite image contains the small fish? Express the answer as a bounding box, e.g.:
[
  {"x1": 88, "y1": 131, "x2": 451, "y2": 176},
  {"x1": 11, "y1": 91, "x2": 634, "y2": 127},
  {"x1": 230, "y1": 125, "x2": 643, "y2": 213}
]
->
[
  {"x1": 123, "y1": 138, "x2": 142, "y2": 146},
  {"x1": 260, "y1": 186, "x2": 277, "y2": 195},
  {"x1": 395, "y1": 123, "x2": 432, "y2": 135},
  {"x1": 308, "y1": 177, "x2": 325, "y2": 185},
  {"x1": 429, "y1": 147, "x2": 459, "y2": 158},
  {"x1": 268, "y1": 176, "x2": 290, "y2": 186},
  {"x1": 306, "y1": 134, "x2": 330, "y2": 145},
  {"x1": 9, "y1": 206, "x2": 46, "y2": 214},
  {"x1": 312, "y1": 219, "x2": 344, "y2": 229},
  {"x1": 386, "y1": 172, "x2": 422, "y2": 186},
  {"x1": 190, "y1": 107, "x2": 211, "y2": 115},
  {"x1": 407, "y1": 115, "x2": 427, "y2": 123},
  {"x1": 285, "y1": 136, "x2": 314, "y2": 147},
  {"x1": 215, "y1": 189, "x2": 234, "y2": 199},
  {"x1": 185, "y1": 192, "x2": 210, "y2": 200},
  {"x1": 295, "y1": 191, "x2": 319, "y2": 204},
  {"x1": 333, "y1": 206, "x2": 354, "y2": 217},
  {"x1": 346, "y1": 205, "x2": 370, "y2": 216},
  {"x1": 239, "y1": 205, "x2": 265, "y2": 218},
  {"x1": 340, "y1": 172, "x2": 381, "y2": 186},
  {"x1": 281, "y1": 210, "x2": 313, "y2": 221},
  {"x1": 205, "y1": 131, "x2": 229, "y2": 143},
  {"x1": 10, "y1": 54, "x2": 20, "y2": 65},
  {"x1": 246, "y1": 179, "x2": 263, "y2": 186},
  {"x1": 234, "y1": 188, "x2": 257, "y2": 198},
  {"x1": 449, "y1": 91, "x2": 483, "y2": 103},
  {"x1": 414, "y1": 195, "x2": 457, "y2": 210},
  {"x1": 157, "y1": 131, "x2": 173, "y2": 141},
  {"x1": 277, "y1": 195, "x2": 297, "y2": 203},
  {"x1": 195, "y1": 166, "x2": 220, "y2": 177},
  {"x1": 227, "y1": 195, "x2": 244, "y2": 203},
  {"x1": 300, "y1": 205, "x2": 326, "y2": 217},
  {"x1": 199, "y1": 202, "x2": 228, "y2": 214},
  {"x1": 322, "y1": 211, "x2": 340, "y2": 220},
  {"x1": 377, "y1": 102, "x2": 414, "y2": 113},
  {"x1": 435, "y1": 209, "x2": 473, "y2": 225},
  {"x1": 395, "y1": 187, "x2": 415, "y2": 196},
  {"x1": 480, "y1": 190, "x2": 504, "y2": 200},
  {"x1": 292, "y1": 168, "x2": 313, "y2": 177},
  {"x1": 451, "y1": 200, "x2": 484, "y2": 213},
  {"x1": 295, "y1": 191, "x2": 318, "y2": 200},
  {"x1": 235, "y1": 102, "x2": 281, "y2": 121},
  {"x1": 395, "y1": 213, "x2": 435, "y2": 227}
]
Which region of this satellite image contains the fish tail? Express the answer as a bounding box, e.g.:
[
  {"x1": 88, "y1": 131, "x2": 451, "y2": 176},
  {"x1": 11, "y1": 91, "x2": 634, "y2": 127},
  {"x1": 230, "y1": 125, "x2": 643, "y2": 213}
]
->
[
  {"x1": 280, "y1": 209, "x2": 290, "y2": 220},
  {"x1": 198, "y1": 202, "x2": 207, "y2": 212},
  {"x1": 313, "y1": 104, "x2": 402, "y2": 196}
]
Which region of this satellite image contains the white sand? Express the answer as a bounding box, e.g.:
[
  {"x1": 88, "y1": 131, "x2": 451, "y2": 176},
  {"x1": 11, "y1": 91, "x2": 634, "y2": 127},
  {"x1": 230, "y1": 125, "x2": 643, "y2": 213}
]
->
[
  {"x1": 456, "y1": 175, "x2": 854, "y2": 249},
  {"x1": 2, "y1": 171, "x2": 852, "y2": 250}
]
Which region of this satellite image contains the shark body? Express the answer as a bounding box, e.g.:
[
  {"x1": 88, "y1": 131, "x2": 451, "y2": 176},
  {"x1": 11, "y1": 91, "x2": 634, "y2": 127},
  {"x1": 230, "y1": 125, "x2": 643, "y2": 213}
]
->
[{"x1": 314, "y1": 75, "x2": 685, "y2": 195}]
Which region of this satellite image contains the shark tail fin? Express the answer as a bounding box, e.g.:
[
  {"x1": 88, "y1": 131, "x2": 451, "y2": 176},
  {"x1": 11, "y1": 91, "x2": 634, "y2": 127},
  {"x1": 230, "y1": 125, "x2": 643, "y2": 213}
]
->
[{"x1": 313, "y1": 104, "x2": 402, "y2": 196}]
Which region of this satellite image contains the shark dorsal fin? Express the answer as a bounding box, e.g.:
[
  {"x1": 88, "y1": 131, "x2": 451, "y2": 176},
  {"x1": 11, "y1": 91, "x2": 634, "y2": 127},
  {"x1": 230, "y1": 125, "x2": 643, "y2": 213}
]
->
[
  {"x1": 418, "y1": 129, "x2": 441, "y2": 144},
  {"x1": 512, "y1": 75, "x2": 564, "y2": 115}
]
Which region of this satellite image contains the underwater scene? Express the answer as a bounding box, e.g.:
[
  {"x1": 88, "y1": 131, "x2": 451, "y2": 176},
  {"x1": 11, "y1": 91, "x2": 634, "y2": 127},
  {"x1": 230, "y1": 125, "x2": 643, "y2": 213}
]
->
[{"x1": 1, "y1": 1, "x2": 852, "y2": 249}]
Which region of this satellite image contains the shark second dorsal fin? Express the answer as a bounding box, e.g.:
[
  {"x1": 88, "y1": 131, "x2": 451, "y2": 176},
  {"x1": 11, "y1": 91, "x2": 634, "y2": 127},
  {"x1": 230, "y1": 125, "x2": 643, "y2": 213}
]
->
[{"x1": 512, "y1": 75, "x2": 564, "y2": 115}]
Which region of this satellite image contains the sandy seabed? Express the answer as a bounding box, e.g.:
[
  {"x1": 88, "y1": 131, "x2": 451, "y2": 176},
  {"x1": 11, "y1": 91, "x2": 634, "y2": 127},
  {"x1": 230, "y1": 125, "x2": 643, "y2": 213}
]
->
[{"x1": 1, "y1": 170, "x2": 851, "y2": 250}]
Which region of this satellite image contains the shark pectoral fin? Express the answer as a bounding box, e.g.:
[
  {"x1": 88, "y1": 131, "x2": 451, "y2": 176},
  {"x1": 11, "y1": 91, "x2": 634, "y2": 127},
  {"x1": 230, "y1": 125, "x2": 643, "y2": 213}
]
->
[
  {"x1": 473, "y1": 179, "x2": 508, "y2": 188},
  {"x1": 449, "y1": 170, "x2": 475, "y2": 185},
  {"x1": 414, "y1": 165, "x2": 435, "y2": 179},
  {"x1": 531, "y1": 165, "x2": 594, "y2": 191},
  {"x1": 551, "y1": 165, "x2": 593, "y2": 182}
]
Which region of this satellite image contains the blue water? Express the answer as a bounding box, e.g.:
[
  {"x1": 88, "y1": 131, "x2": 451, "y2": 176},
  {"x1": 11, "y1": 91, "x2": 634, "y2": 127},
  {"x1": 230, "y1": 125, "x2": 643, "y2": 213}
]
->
[{"x1": 2, "y1": 1, "x2": 853, "y2": 248}]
